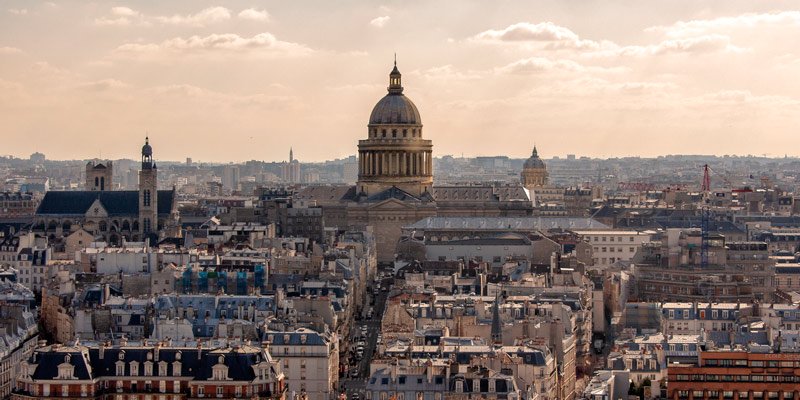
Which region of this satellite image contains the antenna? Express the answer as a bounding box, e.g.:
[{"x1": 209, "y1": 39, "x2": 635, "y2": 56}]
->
[{"x1": 394, "y1": 52, "x2": 397, "y2": 66}]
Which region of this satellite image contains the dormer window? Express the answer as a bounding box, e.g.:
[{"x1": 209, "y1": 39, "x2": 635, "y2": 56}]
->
[{"x1": 57, "y1": 355, "x2": 75, "y2": 380}]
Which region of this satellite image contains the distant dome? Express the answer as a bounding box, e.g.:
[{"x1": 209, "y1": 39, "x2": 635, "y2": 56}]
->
[
  {"x1": 142, "y1": 137, "x2": 153, "y2": 157},
  {"x1": 369, "y1": 94, "x2": 421, "y2": 125},
  {"x1": 523, "y1": 147, "x2": 545, "y2": 169},
  {"x1": 368, "y1": 62, "x2": 422, "y2": 125}
]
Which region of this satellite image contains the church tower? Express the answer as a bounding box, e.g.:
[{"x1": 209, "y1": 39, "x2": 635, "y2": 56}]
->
[
  {"x1": 357, "y1": 61, "x2": 433, "y2": 197},
  {"x1": 138, "y1": 137, "x2": 158, "y2": 237},
  {"x1": 85, "y1": 160, "x2": 113, "y2": 191}
]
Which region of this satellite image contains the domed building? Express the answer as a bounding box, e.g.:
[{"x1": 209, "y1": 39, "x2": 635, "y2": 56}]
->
[
  {"x1": 357, "y1": 62, "x2": 433, "y2": 197},
  {"x1": 297, "y1": 62, "x2": 534, "y2": 262},
  {"x1": 520, "y1": 146, "x2": 548, "y2": 188}
]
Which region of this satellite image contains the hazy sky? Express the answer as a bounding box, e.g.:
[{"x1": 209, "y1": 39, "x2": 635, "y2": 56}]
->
[{"x1": 2, "y1": 1, "x2": 800, "y2": 162}]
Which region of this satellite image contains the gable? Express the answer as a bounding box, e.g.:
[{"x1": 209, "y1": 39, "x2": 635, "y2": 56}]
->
[{"x1": 85, "y1": 199, "x2": 109, "y2": 218}]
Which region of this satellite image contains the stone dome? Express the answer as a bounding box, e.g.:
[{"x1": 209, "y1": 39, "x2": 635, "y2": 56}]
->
[
  {"x1": 523, "y1": 147, "x2": 545, "y2": 169},
  {"x1": 141, "y1": 137, "x2": 153, "y2": 157},
  {"x1": 368, "y1": 62, "x2": 422, "y2": 125},
  {"x1": 369, "y1": 94, "x2": 421, "y2": 125}
]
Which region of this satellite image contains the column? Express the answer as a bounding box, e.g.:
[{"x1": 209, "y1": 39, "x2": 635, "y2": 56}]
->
[
  {"x1": 371, "y1": 152, "x2": 375, "y2": 176},
  {"x1": 428, "y1": 151, "x2": 433, "y2": 175},
  {"x1": 400, "y1": 153, "x2": 406, "y2": 176}
]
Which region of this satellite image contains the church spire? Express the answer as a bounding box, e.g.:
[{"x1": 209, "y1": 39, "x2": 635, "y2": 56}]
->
[
  {"x1": 388, "y1": 57, "x2": 403, "y2": 94},
  {"x1": 532, "y1": 145, "x2": 539, "y2": 158}
]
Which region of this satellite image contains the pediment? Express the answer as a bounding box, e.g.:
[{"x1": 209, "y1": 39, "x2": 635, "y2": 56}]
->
[
  {"x1": 85, "y1": 199, "x2": 109, "y2": 218},
  {"x1": 366, "y1": 198, "x2": 418, "y2": 210}
]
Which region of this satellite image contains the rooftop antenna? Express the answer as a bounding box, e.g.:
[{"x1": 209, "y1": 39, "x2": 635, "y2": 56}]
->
[{"x1": 394, "y1": 52, "x2": 397, "y2": 67}]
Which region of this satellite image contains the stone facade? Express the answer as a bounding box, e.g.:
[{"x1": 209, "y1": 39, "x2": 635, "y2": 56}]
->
[
  {"x1": 357, "y1": 63, "x2": 433, "y2": 198},
  {"x1": 85, "y1": 161, "x2": 113, "y2": 191}
]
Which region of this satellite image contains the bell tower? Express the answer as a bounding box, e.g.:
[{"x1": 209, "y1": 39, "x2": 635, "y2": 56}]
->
[{"x1": 138, "y1": 137, "x2": 158, "y2": 237}]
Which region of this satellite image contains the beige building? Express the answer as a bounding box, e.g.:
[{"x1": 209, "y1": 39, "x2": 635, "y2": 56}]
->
[
  {"x1": 265, "y1": 328, "x2": 339, "y2": 400},
  {"x1": 573, "y1": 230, "x2": 652, "y2": 267}
]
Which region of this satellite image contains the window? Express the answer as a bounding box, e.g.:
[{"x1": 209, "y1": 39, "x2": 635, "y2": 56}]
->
[
  {"x1": 217, "y1": 387, "x2": 223, "y2": 396},
  {"x1": 199, "y1": 386, "x2": 204, "y2": 396},
  {"x1": 144, "y1": 190, "x2": 151, "y2": 207}
]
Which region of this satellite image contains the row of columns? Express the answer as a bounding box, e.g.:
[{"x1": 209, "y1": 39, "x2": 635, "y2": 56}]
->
[{"x1": 359, "y1": 150, "x2": 432, "y2": 177}]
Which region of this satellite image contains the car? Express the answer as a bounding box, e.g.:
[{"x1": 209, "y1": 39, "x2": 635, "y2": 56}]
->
[
  {"x1": 350, "y1": 369, "x2": 359, "y2": 378},
  {"x1": 351, "y1": 394, "x2": 360, "y2": 400}
]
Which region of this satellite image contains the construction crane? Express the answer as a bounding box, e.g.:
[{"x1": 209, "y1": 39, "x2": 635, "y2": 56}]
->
[{"x1": 701, "y1": 164, "x2": 711, "y2": 268}]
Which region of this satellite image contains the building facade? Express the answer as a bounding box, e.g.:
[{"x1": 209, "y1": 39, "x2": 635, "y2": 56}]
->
[
  {"x1": 13, "y1": 341, "x2": 286, "y2": 400},
  {"x1": 667, "y1": 350, "x2": 800, "y2": 400}
]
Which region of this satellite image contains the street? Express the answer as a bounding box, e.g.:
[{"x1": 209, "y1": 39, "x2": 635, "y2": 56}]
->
[{"x1": 339, "y1": 274, "x2": 392, "y2": 399}]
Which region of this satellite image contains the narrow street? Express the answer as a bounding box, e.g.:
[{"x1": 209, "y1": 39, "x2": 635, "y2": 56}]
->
[{"x1": 340, "y1": 274, "x2": 392, "y2": 399}]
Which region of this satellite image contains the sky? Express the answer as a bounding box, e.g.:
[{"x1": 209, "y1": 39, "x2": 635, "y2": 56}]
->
[{"x1": 1, "y1": 1, "x2": 800, "y2": 163}]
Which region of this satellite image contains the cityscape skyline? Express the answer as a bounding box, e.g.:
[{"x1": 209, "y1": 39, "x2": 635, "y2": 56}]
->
[{"x1": 2, "y1": 1, "x2": 800, "y2": 162}]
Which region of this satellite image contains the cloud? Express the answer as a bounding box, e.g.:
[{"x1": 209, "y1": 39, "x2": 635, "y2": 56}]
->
[
  {"x1": 155, "y1": 7, "x2": 231, "y2": 27},
  {"x1": 607, "y1": 34, "x2": 744, "y2": 57},
  {"x1": 94, "y1": 6, "x2": 149, "y2": 26},
  {"x1": 0, "y1": 46, "x2": 23, "y2": 54},
  {"x1": 75, "y1": 79, "x2": 130, "y2": 92},
  {"x1": 472, "y1": 22, "x2": 602, "y2": 49},
  {"x1": 238, "y1": 8, "x2": 269, "y2": 21},
  {"x1": 113, "y1": 32, "x2": 313, "y2": 59},
  {"x1": 370, "y1": 16, "x2": 390, "y2": 28},
  {"x1": 95, "y1": 16, "x2": 134, "y2": 26},
  {"x1": 494, "y1": 57, "x2": 628, "y2": 75},
  {"x1": 111, "y1": 7, "x2": 139, "y2": 17},
  {"x1": 648, "y1": 11, "x2": 800, "y2": 37},
  {"x1": 8, "y1": 8, "x2": 27, "y2": 15},
  {"x1": 496, "y1": 57, "x2": 588, "y2": 74}
]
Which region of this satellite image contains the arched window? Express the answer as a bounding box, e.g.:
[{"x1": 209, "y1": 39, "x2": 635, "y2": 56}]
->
[
  {"x1": 143, "y1": 218, "x2": 151, "y2": 233},
  {"x1": 94, "y1": 177, "x2": 99, "y2": 187},
  {"x1": 100, "y1": 177, "x2": 105, "y2": 191},
  {"x1": 143, "y1": 190, "x2": 151, "y2": 207},
  {"x1": 99, "y1": 221, "x2": 107, "y2": 232},
  {"x1": 403, "y1": 129, "x2": 407, "y2": 137}
]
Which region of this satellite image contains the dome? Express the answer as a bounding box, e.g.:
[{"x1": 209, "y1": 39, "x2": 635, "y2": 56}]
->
[
  {"x1": 368, "y1": 62, "x2": 422, "y2": 125},
  {"x1": 369, "y1": 94, "x2": 421, "y2": 125},
  {"x1": 141, "y1": 137, "x2": 153, "y2": 157},
  {"x1": 523, "y1": 147, "x2": 545, "y2": 169}
]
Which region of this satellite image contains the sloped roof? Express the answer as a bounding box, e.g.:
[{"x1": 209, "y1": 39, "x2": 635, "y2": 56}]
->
[{"x1": 36, "y1": 190, "x2": 174, "y2": 216}]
